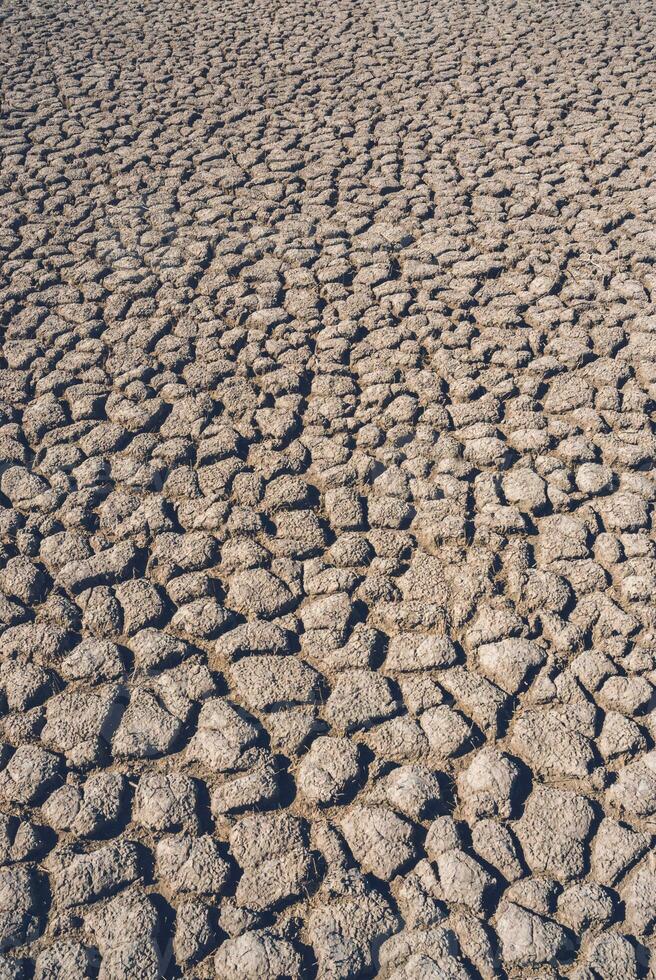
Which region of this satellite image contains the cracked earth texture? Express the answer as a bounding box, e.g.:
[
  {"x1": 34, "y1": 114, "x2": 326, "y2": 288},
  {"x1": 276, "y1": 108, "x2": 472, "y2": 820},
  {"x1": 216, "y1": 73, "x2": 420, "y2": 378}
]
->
[{"x1": 1, "y1": 0, "x2": 656, "y2": 976}]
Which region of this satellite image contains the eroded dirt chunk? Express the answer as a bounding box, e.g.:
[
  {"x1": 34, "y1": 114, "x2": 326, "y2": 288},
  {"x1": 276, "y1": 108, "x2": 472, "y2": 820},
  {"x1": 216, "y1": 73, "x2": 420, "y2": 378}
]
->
[
  {"x1": 1, "y1": 0, "x2": 656, "y2": 972},
  {"x1": 214, "y1": 930, "x2": 302, "y2": 980},
  {"x1": 86, "y1": 890, "x2": 163, "y2": 979},
  {"x1": 340, "y1": 805, "x2": 419, "y2": 880},
  {"x1": 297, "y1": 736, "x2": 362, "y2": 805},
  {"x1": 0, "y1": 867, "x2": 42, "y2": 950},
  {"x1": 229, "y1": 813, "x2": 314, "y2": 910}
]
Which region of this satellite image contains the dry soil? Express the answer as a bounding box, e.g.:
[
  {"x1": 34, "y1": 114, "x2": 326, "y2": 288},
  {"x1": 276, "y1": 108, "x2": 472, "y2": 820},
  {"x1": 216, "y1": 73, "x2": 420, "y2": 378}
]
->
[{"x1": 1, "y1": 0, "x2": 656, "y2": 977}]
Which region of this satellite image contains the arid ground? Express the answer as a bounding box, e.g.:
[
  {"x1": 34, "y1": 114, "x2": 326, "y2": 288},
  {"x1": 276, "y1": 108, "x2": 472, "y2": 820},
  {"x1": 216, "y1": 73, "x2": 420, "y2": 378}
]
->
[{"x1": 1, "y1": 0, "x2": 656, "y2": 976}]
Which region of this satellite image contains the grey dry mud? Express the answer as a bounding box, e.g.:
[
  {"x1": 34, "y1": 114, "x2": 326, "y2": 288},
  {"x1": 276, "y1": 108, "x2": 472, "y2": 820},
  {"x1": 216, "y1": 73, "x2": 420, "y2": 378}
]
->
[{"x1": 1, "y1": 0, "x2": 656, "y2": 976}]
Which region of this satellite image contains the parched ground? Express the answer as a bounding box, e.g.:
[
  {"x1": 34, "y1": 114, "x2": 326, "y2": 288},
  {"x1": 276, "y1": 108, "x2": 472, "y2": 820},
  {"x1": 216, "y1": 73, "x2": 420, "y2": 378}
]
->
[{"x1": 1, "y1": 0, "x2": 656, "y2": 975}]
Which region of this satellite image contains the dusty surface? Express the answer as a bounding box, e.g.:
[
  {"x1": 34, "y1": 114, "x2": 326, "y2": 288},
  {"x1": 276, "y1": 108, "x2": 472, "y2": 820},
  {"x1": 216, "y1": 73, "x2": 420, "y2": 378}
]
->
[{"x1": 1, "y1": 0, "x2": 656, "y2": 975}]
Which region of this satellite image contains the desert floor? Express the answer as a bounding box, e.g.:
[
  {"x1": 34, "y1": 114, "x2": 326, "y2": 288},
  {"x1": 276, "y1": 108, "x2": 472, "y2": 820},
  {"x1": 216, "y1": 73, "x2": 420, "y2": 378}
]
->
[{"x1": 1, "y1": 0, "x2": 655, "y2": 976}]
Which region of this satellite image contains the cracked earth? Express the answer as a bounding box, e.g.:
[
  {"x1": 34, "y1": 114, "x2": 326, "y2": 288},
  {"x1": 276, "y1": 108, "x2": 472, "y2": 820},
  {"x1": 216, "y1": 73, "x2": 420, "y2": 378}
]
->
[{"x1": 1, "y1": 0, "x2": 656, "y2": 976}]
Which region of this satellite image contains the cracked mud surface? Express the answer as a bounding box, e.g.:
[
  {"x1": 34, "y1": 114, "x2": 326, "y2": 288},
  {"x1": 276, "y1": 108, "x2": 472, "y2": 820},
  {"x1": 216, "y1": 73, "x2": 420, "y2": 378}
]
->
[{"x1": 1, "y1": 0, "x2": 656, "y2": 976}]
